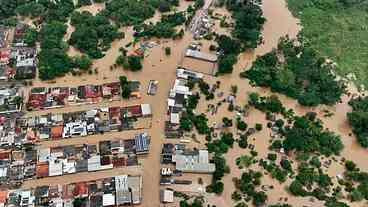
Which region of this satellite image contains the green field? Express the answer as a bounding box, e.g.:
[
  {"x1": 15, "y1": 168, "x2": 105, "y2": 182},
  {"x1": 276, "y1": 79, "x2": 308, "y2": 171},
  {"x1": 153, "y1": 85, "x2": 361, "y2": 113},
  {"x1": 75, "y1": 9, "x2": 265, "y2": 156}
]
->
[{"x1": 287, "y1": 0, "x2": 368, "y2": 88}]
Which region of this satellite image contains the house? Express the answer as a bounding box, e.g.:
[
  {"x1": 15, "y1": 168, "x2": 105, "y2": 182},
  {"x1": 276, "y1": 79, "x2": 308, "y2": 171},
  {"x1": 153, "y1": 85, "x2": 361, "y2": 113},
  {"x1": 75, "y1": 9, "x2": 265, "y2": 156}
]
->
[
  {"x1": 0, "y1": 27, "x2": 8, "y2": 49},
  {"x1": 12, "y1": 47, "x2": 37, "y2": 79},
  {"x1": 87, "y1": 155, "x2": 101, "y2": 172},
  {"x1": 160, "y1": 189, "x2": 174, "y2": 203},
  {"x1": 0, "y1": 49, "x2": 10, "y2": 66},
  {"x1": 134, "y1": 133, "x2": 150, "y2": 155},
  {"x1": 20, "y1": 190, "x2": 35, "y2": 207},
  {"x1": 102, "y1": 193, "x2": 115, "y2": 206},
  {"x1": 62, "y1": 121, "x2": 87, "y2": 138},
  {"x1": 0, "y1": 191, "x2": 8, "y2": 206},
  {"x1": 140, "y1": 104, "x2": 152, "y2": 117}
]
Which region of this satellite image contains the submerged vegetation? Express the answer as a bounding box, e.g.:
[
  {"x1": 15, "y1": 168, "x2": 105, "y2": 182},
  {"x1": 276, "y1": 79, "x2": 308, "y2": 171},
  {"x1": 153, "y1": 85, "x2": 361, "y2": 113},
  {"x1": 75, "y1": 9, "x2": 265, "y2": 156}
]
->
[
  {"x1": 347, "y1": 96, "x2": 368, "y2": 148},
  {"x1": 38, "y1": 21, "x2": 72, "y2": 80},
  {"x1": 135, "y1": 12, "x2": 186, "y2": 39},
  {"x1": 69, "y1": 11, "x2": 123, "y2": 58},
  {"x1": 242, "y1": 37, "x2": 345, "y2": 106},
  {"x1": 216, "y1": 0, "x2": 266, "y2": 74}
]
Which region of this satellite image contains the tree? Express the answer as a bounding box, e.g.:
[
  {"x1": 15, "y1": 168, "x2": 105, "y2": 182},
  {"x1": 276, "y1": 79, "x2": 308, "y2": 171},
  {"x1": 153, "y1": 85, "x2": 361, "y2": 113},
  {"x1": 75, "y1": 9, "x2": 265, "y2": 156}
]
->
[
  {"x1": 73, "y1": 55, "x2": 92, "y2": 70},
  {"x1": 345, "y1": 160, "x2": 357, "y2": 171},
  {"x1": 207, "y1": 181, "x2": 224, "y2": 194},
  {"x1": 127, "y1": 55, "x2": 143, "y2": 71},
  {"x1": 350, "y1": 189, "x2": 364, "y2": 202},
  {"x1": 253, "y1": 191, "x2": 267, "y2": 206},
  {"x1": 24, "y1": 27, "x2": 38, "y2": 46},
  {"x1": 236, "y1": 119, "x2": 248, "y2": 131},
  {"x1": 119, "y1": 76, "x2": 132, "y2": 99},
  {"x1": 218, "y1": 54, "x2": 237, "y2": 74},
  {"x1": 289, "y1": 180, "x2": 308, "y2": 196},
  {"x1": 165, "y1": 47, "x2": 171, "y2": 56},
  {"x1": 255, "y1": 123, "x2": 263, "y2": 131}
]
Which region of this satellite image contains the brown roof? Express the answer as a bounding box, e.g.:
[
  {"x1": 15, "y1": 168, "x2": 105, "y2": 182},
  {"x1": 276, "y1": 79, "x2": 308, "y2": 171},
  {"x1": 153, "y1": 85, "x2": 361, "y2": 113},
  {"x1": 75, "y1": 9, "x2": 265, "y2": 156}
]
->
[
  {"x1": 51, "y1": 126, "x2": 63, "y2": 139},
  {"x1": 36, "y1": 162, "x2": 49, "y2": 178}
]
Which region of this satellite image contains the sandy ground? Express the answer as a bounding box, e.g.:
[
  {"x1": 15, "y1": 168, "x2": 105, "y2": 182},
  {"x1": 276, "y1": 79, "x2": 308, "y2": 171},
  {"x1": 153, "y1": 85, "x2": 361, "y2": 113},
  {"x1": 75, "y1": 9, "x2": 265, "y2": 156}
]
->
[{"x1": 17, "y1": 0, "x2": 368, "y2": 206}]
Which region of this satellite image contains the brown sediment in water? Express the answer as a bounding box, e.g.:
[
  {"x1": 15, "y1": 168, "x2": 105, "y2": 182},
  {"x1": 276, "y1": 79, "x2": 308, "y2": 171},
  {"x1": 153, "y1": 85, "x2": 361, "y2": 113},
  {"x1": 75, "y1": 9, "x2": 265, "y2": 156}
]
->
[{"x1": 20, "y1": 0, "x2": 368, "y2": 206}]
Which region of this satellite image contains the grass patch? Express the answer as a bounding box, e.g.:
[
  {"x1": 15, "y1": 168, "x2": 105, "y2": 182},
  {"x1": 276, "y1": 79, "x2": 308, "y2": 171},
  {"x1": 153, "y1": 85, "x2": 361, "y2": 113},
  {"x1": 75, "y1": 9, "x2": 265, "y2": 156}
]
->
[{"x1": 287, "y1": 0, "x2": 368, "y2": 87}]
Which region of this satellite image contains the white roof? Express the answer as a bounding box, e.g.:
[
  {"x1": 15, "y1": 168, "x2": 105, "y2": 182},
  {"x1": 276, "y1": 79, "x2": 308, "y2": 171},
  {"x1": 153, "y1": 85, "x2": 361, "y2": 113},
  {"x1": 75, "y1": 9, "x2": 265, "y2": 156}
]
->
[
  {"x1": 161, "y1": 189, "x2": 174, "y2": 203},
  {"x1": 62, "y1": 159, "x2": 76, "y2": 174},
  {"x1": 167, "y1": 98, "x2": 175, "y2": 107},
  {"x1": 88, "y1": 155, "x2": 101, "y2": 172},
  {"x1": 170, "y1": 113, "x2": 180, "y2": 124},
  {"x1": 140, "y1": 104, "x2": 151, "y2": 116},
  {"x1": 103, "y1": 194, "x2": 115, "y2": 206},
  {"x1": 49, "y1": 160, "x2": 63, "y2": 176},
  {"x1": 0, "y1": 167, "x2": 7, "y2": 177},
  {"x1": 38, "y1": 148, "x2": 50, "y2": 162}
]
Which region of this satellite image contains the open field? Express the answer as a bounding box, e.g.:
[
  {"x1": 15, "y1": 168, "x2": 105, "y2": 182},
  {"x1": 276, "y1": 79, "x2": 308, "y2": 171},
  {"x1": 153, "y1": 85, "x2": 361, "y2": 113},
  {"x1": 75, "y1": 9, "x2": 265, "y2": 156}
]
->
[{"x1": 287, "y1": 0, "x2": 368, "y2": 88}]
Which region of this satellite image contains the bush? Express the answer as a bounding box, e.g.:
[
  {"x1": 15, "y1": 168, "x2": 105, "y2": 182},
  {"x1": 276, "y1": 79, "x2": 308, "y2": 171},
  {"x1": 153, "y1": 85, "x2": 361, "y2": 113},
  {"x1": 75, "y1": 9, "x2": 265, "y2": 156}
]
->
[
  {"x1": 255, "y1": 123, "x2": 263, "y2": 131},
  {"x1": 165, "y1": 47, "x2": 171, "y2": 55},
  {"x1": 267, "y1": 153, "x2": 277, "y2": 161}
]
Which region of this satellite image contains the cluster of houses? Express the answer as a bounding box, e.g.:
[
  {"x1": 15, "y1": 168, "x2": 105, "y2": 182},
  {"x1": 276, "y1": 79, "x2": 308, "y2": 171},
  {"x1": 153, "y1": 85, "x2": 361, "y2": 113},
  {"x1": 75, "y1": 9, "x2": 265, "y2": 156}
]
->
[
  {"x1": 0, "y1": 174, "x2": 143, "y2": 206},
  {"x1": 0, "y1": 24, "x2": 37, "y2": 81},
  {"x1": 26, "y1": 82, "x2": 124, "y2": 111},
  {"x1": 0, "y1": 86, "x2": 23, "y2": 114},
  {"x1": 0, "y1": 104, "x2": 152, "y2": 148},
  {"x1": 159, "y1": 143, "x2": 215, "y2": 203},
  {"x1": 165, "y1": 68, "x2": 203, "y2": 138},
  {"x1": 0, "y1": 133, "x2": 150, "y2": 187}
]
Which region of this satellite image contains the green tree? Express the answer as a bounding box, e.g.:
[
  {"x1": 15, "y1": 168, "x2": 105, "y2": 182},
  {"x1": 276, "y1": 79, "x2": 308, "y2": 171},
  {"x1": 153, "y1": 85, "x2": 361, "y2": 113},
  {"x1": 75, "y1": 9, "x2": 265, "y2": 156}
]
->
[{"x1": 127, "y1": 55, "x2": 143, "y2": 71}]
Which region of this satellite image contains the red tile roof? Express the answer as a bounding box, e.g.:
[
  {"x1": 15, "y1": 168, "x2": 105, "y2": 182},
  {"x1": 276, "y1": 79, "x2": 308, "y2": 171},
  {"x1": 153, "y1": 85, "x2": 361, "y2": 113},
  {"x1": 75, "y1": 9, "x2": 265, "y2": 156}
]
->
[
  {"x1": 0, "y1": 191, "x2": 8, "y2": 203},
  {"x1": 74, "y1": 182, "x2": 88, "y2": 196},
  {"x1": 51, "y1": 126, "x2": 63, "y2": 139}
]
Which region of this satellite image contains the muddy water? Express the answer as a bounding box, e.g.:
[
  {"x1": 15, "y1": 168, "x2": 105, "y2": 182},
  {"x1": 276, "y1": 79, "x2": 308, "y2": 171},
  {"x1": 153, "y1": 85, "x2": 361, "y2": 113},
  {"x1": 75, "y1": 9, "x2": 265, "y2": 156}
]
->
[{"x1": 20, "y1": 0, "x2": 368, "y2": 207}]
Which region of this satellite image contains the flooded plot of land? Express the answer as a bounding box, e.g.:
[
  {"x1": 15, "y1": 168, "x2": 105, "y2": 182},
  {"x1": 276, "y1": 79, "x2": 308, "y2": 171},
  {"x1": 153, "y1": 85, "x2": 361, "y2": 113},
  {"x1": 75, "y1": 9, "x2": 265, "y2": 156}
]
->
[{"x1": 180, "y1": 57, "x2": 216, "y2": 75}]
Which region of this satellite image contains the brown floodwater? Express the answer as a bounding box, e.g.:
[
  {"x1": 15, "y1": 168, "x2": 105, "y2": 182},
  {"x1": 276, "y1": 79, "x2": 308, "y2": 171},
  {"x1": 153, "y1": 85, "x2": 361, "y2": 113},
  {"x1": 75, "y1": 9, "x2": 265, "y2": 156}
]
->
[{"x1": 20, "y1": 0, "x2": 368, "y2": 206}]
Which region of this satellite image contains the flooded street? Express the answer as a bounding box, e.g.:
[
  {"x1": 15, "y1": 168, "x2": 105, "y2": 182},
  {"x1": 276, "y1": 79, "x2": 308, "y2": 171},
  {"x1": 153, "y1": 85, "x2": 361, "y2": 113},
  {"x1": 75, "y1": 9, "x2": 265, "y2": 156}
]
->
[{"x1": 18, "y1": 0, "x2": 368, "y2": 206}]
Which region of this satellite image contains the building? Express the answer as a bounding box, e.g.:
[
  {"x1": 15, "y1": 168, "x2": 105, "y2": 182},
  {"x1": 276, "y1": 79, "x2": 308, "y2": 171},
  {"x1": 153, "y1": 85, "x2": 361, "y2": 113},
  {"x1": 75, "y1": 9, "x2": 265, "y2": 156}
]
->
[
  {"x1": 185, "y1": 49, "x2": 218, "y2": 62},
  {"x1": 134, "y1": 133, "x2": 150, "y2": 155},
  {"x1": 160, "y1": 189, "x2": 174, "y2": 203},
  {"x1": 173, "y1": 149, "x2": 215, "y2": 173}
]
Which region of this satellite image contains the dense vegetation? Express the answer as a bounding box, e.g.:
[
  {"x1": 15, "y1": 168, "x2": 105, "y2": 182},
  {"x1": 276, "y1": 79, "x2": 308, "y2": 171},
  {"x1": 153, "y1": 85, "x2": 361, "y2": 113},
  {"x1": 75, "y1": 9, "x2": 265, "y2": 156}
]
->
[
  {"x1": 69, "y1": 11, "x2": 122, "y2": 58},
  {"x1": 38, "y1": 21, "x2": 73, "y2": 80},
  {"x1": 135, "y1": 12, "x2": 186, "y2": 39},
  {"x1": 347, "y1": 96, "x2": 368, "y2": 147},
  {"x1": 103, "y1": 0, "x2": 157, "y2": 26},
  {"x1": 226, "y1": 0, "x2": 266, "y2": 48},
  {"x1": 233, "y1": 169, "x2": 268, "y2": 206},
  {"x1": 288, "y1": 162, "x2": 333, "y2": 200},
  {"x1": 287, "y1": 0, "x2": 368, "y2": 87},
  {"x1": 343, "y1": 160, "x2": 368, "y2": 203},
  {"x1": 242, "y1": 37, "x2": 345, "y2": 106},
  {"x1": 283, "y1": 112, "x2": 343, "y2": 156},
  {"x1": 216, "y1": 0, "x2": 266, "y2": 74},
  {"x1": 14, "y1": 0, "x2": 75, "y2": 22}
]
